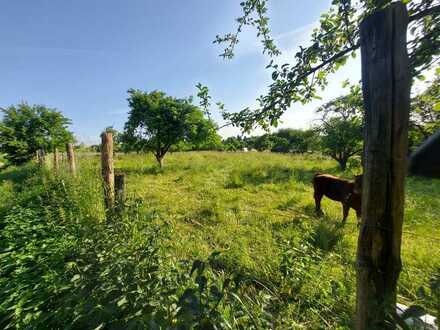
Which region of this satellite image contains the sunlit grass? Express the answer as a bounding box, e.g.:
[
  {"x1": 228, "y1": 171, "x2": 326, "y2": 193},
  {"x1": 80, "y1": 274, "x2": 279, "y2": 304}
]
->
[
  {"x1": 109, "y1": 151, "x2": 439, "y2": 313},
  {"x1": 1, "y1": 151, "x2": 438, "y2": 328}
]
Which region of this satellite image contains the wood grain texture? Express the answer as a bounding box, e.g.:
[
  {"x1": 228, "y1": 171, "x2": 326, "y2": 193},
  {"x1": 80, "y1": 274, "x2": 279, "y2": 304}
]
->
[
  {"x1": 66, "y1": 143, "x2": 76, "y2": 175},
  {"x1": 101, "y1": 132, "x2": 115, "y2": 212},
  {"x1": 356, "y1": 2, "x2": 410, "y2": 329}
]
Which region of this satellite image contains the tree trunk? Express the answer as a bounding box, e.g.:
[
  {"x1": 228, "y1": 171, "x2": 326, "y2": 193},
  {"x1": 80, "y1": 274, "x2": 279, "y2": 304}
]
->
[
  {"x1": 115, "y1": 172, "x2": 126, "y2": 214},
  {"x1": 338, "y1": 158, "x2": 347, "y2": 171},
  {"x1": 356, "y1": 2, "x2": 410, "y2": 329},
  {"x1": 38, "y1": 149, "x2": 46, "y2": 167},
  {"x1": 155, "y1": 153, "x2": 164, "y2": 168}
]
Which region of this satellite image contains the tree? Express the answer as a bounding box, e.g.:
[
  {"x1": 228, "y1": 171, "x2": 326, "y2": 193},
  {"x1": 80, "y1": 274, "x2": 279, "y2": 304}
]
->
[
  {"x1": 222, "y1": 136, "x2": 245, "y2": 151},
  {"x1": 0, "y1": 104, "x2": 74, "y2": 165},
  {"x1": 316, "y1": 84, "x2": 363, "y2": 170},
  {"x1": 254, "y1": 134, "x2": 275, "y2": 151},
  {"x1": 122, "y1": 90, "x2": 218, "y2": 167},
  {"x1": 409, "y1": 67, "x2": 440, "y2": 150},
  {"x1": 273, "y1": 128, "x2": 318, "y2": 153},
  {"x1": 269, "y1": 136, "x2": 290, "y2": 153},
  {"x1": 217, "y1": 1, "x2": 439, "y2": 131},
  {"x1": 319, "y1": 117, "x2": 363, "y2": 170}
]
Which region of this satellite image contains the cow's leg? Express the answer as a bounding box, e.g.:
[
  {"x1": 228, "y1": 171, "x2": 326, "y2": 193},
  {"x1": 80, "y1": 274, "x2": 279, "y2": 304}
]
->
[
  {"x1": 314, "y1": 192, "x2": 323, "y2": 216},
  {"x1": 342, "y1": 203, "x2": 350, "y2": 223}
]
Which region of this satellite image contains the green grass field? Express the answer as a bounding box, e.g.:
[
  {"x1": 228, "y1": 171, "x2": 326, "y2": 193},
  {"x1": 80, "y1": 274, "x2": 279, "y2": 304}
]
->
[{"x1": 1, "y1": 151, "x2": 439, "y2": 329}]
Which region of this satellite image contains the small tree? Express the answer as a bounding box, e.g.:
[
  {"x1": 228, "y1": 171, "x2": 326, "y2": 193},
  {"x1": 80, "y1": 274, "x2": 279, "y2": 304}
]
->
[
  {"x1": 123, "y1": 90, "x2": 218, "y2": 167},
  {"x1": 319, "y1": 117, "x2": 363, "y2": 170},
  {"x1": 317, "y1": 84, "x2": 363, "y2": 170},
  {"x1": 0, "y1": 104, "x2": 74, "y2": 165}
]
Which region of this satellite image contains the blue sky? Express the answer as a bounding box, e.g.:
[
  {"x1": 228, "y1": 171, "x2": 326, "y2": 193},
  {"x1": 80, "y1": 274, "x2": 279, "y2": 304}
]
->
[{"x1": 0, "y1": 0, "x2": 362, "y2": 144}]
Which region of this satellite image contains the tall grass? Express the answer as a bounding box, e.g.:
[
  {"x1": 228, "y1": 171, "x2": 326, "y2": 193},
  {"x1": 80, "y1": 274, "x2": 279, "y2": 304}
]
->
[{"x1": 0, "y1": 151, "x2": 438, "y2": 329}]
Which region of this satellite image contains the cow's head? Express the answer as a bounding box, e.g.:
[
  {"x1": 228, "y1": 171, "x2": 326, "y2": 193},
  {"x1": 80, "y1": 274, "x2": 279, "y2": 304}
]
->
[{"x1": 353, "y1": 174, "x2": 363, "y2": 194}]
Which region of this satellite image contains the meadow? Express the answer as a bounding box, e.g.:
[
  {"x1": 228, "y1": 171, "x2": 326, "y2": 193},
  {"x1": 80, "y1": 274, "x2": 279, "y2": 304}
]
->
[{"x1": 0, "y1": 151, "x2": 439, "y2": 329}]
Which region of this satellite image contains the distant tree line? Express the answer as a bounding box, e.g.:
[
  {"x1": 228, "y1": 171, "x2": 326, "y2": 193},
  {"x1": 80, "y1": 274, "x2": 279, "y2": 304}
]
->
[
  {"x1": 222, "y1": 129, "x2": 317, "y2": 153},
  {"x1": 0, "y1": 70, "x2": 438, "y2": 170}
]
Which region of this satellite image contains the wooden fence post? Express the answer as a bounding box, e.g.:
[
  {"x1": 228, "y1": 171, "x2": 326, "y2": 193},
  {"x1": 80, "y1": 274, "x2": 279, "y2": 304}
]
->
[
  {"x1": 53, "y1": 148, "x2": 59, "y2": 171},
  {"x1": 115, "y1": 172, "x2": 126, "y2": 213},
  {"x1": 66, "y1": 143, "x2": 76, "y2": 175},
  {"x1": 101, "y1": 132, "x2": 115, "y2": 213},
  {"x1": 356, "y1": 2, "x2": 410, "y2": 329},
  {"x1": 38, "y1": 149, "x2": 46, "y2": 167}
]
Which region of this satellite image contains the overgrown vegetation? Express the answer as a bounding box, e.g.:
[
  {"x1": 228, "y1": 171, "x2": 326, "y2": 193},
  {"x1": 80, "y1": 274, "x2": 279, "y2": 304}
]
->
[
  {"x1": 0, "y1": 104, "x2": 73, "y2": 165},
  {"x1": 1, "y1": 152, "x2": 438, "y2": 329}
]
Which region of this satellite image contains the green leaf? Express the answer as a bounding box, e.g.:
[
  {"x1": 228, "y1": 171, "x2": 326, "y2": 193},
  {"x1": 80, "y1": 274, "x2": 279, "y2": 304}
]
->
[
  {"x1": 71, "y1": 274, "x2": 80, "y2": 282},
  {"x1": 117, "y1": 296, "x2": 128, "y2": 307}
]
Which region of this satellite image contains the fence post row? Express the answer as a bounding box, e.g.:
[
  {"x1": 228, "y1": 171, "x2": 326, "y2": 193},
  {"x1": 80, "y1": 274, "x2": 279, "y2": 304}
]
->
[
  {"x1": 38, "y1": 149, "x2": 46, "y2": 167},
  {"x1": 101, "y1": 132, "x2": 115, "y2": 214},
  {"x1": 66, "y1": 143, "x2": 76, "y2": 175},
  {"x1": 115, "y1": 172, "x2": 126, "y2": 212},
  {"x1": 356, "y1": 2, "x2": 410, "y2": 329}
]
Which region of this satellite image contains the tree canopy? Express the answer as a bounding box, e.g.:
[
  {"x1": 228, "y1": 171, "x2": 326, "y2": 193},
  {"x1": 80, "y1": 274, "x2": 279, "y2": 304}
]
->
[
  {"x1": 122, "y1": 90, "x2": 219, "y2": 167},
  {"x1": 316, "y1": 83, "x2": 363, "y2": 170},
  {"x1": 0, "y1": 104, "x2": 74, "y2": 165},
  {"x1": 217, "y1": 0, "x2": 440, "y2": 131},
  {"x1": 273, "y1": 128, "x2": 318, "y2": 153}
]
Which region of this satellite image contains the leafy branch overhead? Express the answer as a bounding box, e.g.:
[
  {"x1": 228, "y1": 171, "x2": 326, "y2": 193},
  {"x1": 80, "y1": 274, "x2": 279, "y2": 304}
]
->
[
  {"x1": 216, "y1": 0, "x2": 440, "y2": 132},
  {"x1": 195, "y1": 83, "x2": 229, "y2": 130},
  {"x1": 213, "y1": 0, "x2": 281, "y2": 59}
]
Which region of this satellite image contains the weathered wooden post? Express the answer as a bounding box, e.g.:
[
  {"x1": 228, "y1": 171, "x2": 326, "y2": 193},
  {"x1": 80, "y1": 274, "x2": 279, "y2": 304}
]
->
[
  {"x1": 356, "y1": 2, "x2": 410, "y2": 329},
  {"x1": 53, "y1": 147, "x2": 59, "y2": 171},
  {"x1": 66, "y1": 143, "x2": 76, "y2": 175},
  {"x1": 115, "y1": 172, "x2": 126, "y2": 213},
  {"x1": 38, "y1": 149, "x2": 46, "y2": 167},
  {"x1": 101, "y1": 132, "x2": 115, "y2": 213}
]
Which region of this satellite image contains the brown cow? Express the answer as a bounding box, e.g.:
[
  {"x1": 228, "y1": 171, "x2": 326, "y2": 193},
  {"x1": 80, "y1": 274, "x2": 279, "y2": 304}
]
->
[{"x1": 313, "y1": 173, "x2": 363, "y2": 223}]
